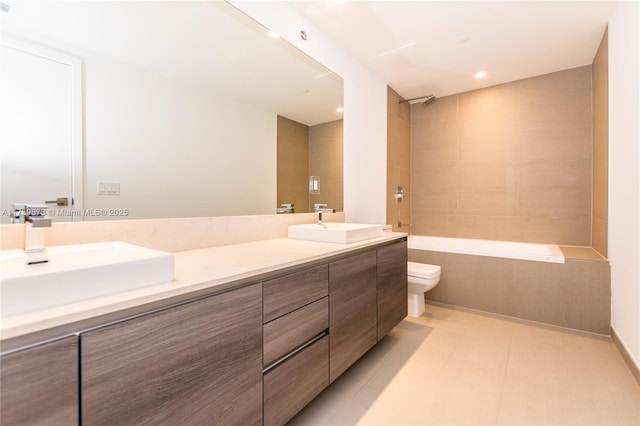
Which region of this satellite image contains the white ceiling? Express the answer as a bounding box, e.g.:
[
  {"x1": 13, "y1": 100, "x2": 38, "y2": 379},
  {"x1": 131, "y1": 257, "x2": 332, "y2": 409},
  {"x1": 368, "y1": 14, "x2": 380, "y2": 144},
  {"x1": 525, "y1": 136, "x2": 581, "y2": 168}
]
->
[
  {"x1": 1, "y1": 1, "x2": 619, "y2": 120},
  {"x1": 290, "y1": 0, "x2": 619, "y2": 100}
]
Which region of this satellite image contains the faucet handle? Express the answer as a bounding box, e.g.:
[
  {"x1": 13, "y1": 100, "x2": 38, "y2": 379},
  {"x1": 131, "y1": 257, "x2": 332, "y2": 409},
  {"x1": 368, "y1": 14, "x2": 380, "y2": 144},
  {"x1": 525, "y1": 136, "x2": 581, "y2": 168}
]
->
[{"x1": 25, "y1": 204, "x2": 52, "y2": 227}]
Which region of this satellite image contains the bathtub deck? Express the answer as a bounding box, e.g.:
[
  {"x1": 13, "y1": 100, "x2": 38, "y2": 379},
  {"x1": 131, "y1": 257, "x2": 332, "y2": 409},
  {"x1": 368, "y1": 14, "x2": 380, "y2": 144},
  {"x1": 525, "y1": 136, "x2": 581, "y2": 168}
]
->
[{"x1": 560, "y1": 245, "x2": 608, "y2": 261}]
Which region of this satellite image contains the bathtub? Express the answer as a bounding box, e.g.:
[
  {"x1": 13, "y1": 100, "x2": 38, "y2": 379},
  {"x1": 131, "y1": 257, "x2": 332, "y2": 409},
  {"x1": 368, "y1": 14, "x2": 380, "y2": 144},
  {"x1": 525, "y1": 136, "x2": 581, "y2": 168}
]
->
[
  {"x1": 406, "y1": 235, "x2": 612, "y2": 335},
  {"x1": 407, "y1": 235, "x2": 565, "y2": 264}
]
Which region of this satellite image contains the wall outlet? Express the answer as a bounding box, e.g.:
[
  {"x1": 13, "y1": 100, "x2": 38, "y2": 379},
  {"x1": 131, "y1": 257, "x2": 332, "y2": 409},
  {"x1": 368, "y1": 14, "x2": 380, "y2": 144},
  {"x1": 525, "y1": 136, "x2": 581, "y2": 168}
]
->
[{"x1": 97, "y1": 181, "x2": 120, "y2": 195}]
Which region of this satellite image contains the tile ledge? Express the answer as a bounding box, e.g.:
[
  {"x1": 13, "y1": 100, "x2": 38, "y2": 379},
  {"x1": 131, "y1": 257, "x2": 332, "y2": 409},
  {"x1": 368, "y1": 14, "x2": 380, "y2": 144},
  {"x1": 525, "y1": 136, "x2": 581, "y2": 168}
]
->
[{"x1": 559, "y1": 245, "x2": 608, "y2": 261}]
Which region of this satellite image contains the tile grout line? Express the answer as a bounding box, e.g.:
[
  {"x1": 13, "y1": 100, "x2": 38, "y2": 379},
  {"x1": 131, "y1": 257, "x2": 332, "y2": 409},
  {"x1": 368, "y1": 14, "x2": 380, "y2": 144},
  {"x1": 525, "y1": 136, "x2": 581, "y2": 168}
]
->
[{"x1": 493, "y1": 334, "x2": 513, "y2": 425}]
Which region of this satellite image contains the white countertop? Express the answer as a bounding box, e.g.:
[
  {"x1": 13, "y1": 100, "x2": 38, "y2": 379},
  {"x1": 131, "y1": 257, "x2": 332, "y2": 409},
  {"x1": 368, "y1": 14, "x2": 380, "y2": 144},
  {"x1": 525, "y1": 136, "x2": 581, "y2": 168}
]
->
[{"x1": 1, "y1": 233, "x2": 406, "y2": 350}]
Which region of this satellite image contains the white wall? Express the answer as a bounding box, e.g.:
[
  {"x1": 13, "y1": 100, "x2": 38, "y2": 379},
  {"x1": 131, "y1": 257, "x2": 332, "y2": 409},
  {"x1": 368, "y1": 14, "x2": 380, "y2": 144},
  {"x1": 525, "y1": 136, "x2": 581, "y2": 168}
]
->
[
  {"x1": 84, "y1": 50, "x2": 276, "y2": 219},
  {"x1": 608, "y1": 0, "x2": 640, "y2": 369},
  {"x1": 230, "y1": 1, "x2": 388, "y2": 225}
]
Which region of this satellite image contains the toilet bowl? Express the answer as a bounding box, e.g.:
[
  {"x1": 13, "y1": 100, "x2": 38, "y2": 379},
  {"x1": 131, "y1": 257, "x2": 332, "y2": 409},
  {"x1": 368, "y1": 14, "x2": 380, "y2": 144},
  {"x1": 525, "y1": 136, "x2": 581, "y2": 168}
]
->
[{"x1": 407, "y1": 261, "x2": 441, "y2": 317}]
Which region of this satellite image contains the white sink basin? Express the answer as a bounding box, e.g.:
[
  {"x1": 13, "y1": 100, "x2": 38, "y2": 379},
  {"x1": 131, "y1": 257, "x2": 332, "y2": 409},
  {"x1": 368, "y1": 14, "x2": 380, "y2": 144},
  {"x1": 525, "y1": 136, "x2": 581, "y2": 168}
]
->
[
  {"x1": 0, "y1": 242, "x2": 174, "y2": 318},
  {"x1": 288, "y1": 222, "x2": 383, "y2": 244}
]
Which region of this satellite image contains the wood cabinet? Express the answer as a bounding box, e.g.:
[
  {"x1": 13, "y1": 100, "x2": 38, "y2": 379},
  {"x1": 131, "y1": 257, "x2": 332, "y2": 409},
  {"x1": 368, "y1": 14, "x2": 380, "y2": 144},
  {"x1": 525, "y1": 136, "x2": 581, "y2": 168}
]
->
[
  {"x1": 329, "y1": 250, "x2": 378, "y2": 383},
  {"x1": 81, "y1": 284, "x2": 263, "y2": 426},
  {"x1": 0, "y1": 335, "x2": 78, "y2": 426},
  {"x1": 263, "y1": 336, "x2": 329, "y2": 426},
  {"x1": 377, "y1": 240, "x2": 408, "y2": 339},
  {"x1": 262, "y1": 266, "x2": 330, "y2": 425},
  {"x1": 263, "y1": 264, "x2": 328, "y2": 323},
  {"x1": 1, "y1": 237, "x2": 407, "y2": 426},
  {"x1": 263, "y1": 297, "x2": 328, "y2": 367}
]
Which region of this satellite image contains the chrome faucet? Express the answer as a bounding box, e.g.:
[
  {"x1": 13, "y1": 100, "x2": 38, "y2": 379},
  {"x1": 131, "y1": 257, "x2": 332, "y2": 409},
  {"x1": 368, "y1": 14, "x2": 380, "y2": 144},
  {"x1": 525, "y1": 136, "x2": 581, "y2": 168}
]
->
[
  {"x1": 314, "y1": 204, "x2": 335, "y2": 227},
  {"x1": 312, "y1": 204, "x2": 334, "y2": 227},
  {"x1": 25, "y1": 204, "x2": 52, "y2": 228},
  {"x1": 15, "y1": 204, "x2": 52, "y2": 265}
]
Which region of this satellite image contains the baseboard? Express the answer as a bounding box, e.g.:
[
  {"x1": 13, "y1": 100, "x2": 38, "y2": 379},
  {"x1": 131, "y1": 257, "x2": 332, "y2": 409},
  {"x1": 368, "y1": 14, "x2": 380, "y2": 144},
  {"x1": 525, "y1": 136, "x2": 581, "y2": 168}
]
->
[
  {"x1": 611, "y1": 327, "x2": 640, "y2": 386},
  {"x1": 426, "y1": 300, "x2": 611, "y2": 339}
]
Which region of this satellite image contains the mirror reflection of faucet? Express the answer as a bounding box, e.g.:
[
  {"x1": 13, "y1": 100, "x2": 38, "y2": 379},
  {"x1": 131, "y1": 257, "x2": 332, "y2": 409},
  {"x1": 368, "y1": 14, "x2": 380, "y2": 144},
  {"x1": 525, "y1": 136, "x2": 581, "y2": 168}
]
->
[
  {"x1": 398, "y1": 221, "x2": 415, "y2": 229},
  {"x1": 277, "y1": 203, "x2": 295, "y2": 214},
  {"x1": 313, "y1": 203, "x2": 336, "y2": 214}
]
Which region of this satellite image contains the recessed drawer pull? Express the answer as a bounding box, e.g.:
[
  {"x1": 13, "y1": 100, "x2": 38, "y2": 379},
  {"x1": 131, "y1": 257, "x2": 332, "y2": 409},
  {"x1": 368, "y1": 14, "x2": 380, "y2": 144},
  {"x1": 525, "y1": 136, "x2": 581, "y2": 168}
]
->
[
  {"x1": 263, "y1": 330, "x2": 327, "y2": 374},
  {"x1": 263, "y1": 297, "x2": 328, "y2": 367}
]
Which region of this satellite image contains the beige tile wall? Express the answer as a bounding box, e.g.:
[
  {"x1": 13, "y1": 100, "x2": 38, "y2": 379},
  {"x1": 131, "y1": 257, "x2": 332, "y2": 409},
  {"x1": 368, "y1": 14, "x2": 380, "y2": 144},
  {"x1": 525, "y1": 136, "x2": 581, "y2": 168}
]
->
[
  {"x1": 592, "y1": 28, "x2": 609, "y2": 257},
  {"x1": 309, "y1": 120, "x2": 344, "y2": 213},
  {"x1": 411, "y1": 66, "x2": 593, "y2": 246},
  {"x1": 408, "y1": 249, "x2": 611, "y2": 334},
  {"x1": 277, "y1": 116, "x2": 310, "y2": 213},
  {"x1": 277, "y1": 116, "x2": 343, "y2": 214},
  {"x1": 387, "y1": 87, "x2": 411, "y2": 231}
]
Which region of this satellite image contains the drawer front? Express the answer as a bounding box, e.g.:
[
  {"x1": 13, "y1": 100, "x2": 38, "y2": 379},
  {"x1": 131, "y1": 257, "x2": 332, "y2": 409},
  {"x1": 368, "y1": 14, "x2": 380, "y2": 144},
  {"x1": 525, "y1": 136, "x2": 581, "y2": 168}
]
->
[
  {"x1": 377, "y1": 241, "x2": 408, "y2": 340},
  {"x1": 0, "y1": 336, "x2": 78, "y2": 426},
  {"x1": 263, "y1": 264, "x2": 328, "y2": 323},
  {"x1": 263, "y1": 297, "x2": 328, "y2": 367},
  {"x1": 264, "y1": 336, "x2": 329, "y2": 426}
]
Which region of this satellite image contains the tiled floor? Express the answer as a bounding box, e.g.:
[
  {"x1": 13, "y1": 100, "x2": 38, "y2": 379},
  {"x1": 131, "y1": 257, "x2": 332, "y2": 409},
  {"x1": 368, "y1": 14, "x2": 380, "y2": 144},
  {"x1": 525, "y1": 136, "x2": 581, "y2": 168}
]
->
[{"x1": 290, "y1": 303, "x2": 640, "y2": 425}]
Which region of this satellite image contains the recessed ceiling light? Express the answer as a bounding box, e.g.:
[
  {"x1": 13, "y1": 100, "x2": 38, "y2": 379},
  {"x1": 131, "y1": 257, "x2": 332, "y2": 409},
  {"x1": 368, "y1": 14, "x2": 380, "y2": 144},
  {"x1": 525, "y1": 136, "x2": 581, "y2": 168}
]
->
[
  {"x1": 475, "y1": 71, "x2": 487, "y2": 79},
  {"x1": 268, "y1": 30, "x2": 280, "y2": 39},
  {"x1": 336, "y1": 107, "x2": 344, "y2": 113}
]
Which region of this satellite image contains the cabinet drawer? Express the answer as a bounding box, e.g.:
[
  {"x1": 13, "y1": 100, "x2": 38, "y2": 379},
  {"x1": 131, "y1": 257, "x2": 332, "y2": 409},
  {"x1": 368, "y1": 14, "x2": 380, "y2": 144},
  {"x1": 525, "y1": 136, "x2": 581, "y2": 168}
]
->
[
  {"x1": 264, "y1": 336, "x2": 329, "y2": 426},
  {"x1": 263, "y1": 297, "x2": 328, "y2": 367},
  {"x1": 81, "y1": 284, "x2": 263, "y2": 426},
  {"x1": 0, "y1": 336, "x2": 78, "y2": 426},
  {"x1": 263, "y1": 264, "x2": 328, "y2": 323}
]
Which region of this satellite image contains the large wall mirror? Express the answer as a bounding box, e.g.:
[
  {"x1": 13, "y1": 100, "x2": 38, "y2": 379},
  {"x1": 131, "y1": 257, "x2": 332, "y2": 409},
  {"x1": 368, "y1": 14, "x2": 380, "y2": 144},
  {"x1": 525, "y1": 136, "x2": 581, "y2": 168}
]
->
[{"x1": 0, "y1": 1, "x2": 343, "y2": 223}]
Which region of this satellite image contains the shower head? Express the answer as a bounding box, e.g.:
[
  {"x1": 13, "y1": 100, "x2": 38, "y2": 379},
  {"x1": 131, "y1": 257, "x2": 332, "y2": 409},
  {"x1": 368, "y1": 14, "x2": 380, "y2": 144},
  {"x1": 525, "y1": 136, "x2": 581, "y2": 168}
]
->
[
  {"x1": 399, "y1": 94, "x2": 437, "y2": 107},
  {"x1": 419, "y1": 95, "x2": 437, "y2": 107}
]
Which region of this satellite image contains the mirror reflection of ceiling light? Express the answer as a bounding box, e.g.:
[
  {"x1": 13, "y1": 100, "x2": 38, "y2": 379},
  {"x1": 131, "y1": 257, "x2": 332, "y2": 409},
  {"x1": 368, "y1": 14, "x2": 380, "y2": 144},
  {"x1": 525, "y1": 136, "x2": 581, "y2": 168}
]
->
[
  {"x1": 378, "y1": 42, "x2": 417, "y2": 57},
  {"x1": 475, "y1": 71, "x2": 487, "y2": 78},
  {"x1": 336, "y1": 107, "x2": 344, "y2": 113},
  {"x1": 314, "y1": 71, "x2": 334, "y2": 79}
]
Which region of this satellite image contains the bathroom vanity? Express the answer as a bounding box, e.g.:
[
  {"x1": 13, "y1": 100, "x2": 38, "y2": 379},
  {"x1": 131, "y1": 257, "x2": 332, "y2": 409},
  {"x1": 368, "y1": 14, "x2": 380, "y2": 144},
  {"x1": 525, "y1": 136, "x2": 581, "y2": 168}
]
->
[{"x1": 0, "y1": 234, "x2": 407, "y2": 425}]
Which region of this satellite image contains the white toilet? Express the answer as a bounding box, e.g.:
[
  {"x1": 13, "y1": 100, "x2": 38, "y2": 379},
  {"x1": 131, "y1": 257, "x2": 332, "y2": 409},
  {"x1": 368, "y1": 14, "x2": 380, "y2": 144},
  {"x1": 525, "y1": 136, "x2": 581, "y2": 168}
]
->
[{"x1": 407, "y1": 261, "x2": 441, "y2": 317}]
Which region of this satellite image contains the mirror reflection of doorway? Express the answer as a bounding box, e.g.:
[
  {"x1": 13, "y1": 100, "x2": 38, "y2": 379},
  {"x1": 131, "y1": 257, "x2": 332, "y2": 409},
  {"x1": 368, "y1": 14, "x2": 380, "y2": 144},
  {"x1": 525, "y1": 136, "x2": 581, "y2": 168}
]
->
[{"x1": 0, "y1": 36, "x2": 83, "y2": 223}]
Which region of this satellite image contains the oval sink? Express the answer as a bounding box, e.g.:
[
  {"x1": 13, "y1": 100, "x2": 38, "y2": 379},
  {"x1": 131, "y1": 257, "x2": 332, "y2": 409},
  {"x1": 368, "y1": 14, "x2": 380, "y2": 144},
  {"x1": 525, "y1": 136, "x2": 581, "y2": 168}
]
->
[
  {"x1": 288, "y1": 222, "x2": 383, "y2": 244},
  {"x1": 0, "y1": 242, "x2": 174, "y2": 318}
]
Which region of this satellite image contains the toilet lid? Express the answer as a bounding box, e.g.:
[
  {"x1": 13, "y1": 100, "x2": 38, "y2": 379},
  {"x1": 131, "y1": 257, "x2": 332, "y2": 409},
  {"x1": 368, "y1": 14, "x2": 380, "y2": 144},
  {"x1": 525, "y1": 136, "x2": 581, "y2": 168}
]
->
[{"x1": 408, "y1": 261, "x2": 441, "y2": 279}]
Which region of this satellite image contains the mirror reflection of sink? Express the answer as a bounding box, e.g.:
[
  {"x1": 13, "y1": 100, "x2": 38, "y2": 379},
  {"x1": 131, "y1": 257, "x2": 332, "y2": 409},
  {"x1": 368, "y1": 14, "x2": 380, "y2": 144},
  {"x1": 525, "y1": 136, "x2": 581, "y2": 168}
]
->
[
  {"x1": 288, "y1": 223, "x2": 383, "y2": 244},
  {"x1": 0, "y1": 242, "x2": 174, "y2": 318}
]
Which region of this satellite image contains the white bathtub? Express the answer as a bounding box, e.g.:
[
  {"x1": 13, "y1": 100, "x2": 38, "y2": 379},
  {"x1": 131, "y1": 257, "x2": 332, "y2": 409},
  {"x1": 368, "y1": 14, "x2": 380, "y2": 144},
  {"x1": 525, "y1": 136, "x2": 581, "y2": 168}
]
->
[{"x1": 408, "y1": 235, "x2": 565, "y2": 264}]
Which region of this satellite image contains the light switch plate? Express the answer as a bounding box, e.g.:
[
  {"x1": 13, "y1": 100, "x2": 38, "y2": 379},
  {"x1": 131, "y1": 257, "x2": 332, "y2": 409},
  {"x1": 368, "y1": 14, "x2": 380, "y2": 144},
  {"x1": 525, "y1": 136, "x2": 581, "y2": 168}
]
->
[{"x1": 97, "y1": 181, "x2": 120, "y2": 195}]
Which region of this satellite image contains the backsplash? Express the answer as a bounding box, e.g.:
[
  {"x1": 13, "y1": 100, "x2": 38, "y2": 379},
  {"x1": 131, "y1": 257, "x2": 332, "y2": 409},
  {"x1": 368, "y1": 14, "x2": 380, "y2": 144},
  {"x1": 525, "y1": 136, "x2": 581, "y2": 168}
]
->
[{"x1": 0, "y1": 212, "x2": 345, "y2": 253}]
